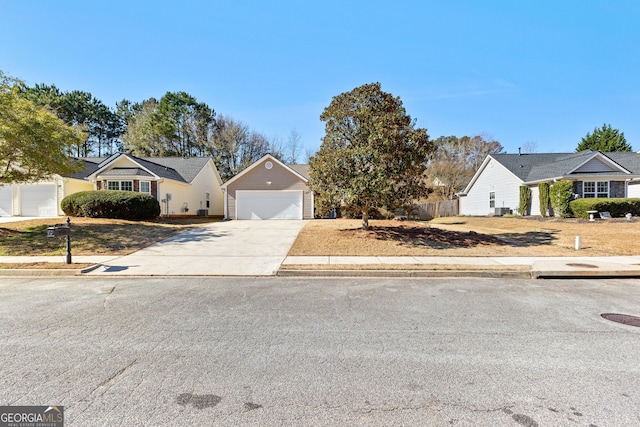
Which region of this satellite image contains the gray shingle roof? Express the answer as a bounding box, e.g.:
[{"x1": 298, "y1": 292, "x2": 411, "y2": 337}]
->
[
  {"x1": 69, "y1": 155, "x2": 212, "y2": 183},
  {"x1": 139, "y1": 157, "x2": 211, "y2": 183},
  {"x1": 491, "y1": 151, "x2": 640, "y2": 183},
  {"x1": 288, "y1": 164, "x2": 310, "y2": 180},
  {"x1": 68, "y1": 159, "x2": 101, "y2": 180}
]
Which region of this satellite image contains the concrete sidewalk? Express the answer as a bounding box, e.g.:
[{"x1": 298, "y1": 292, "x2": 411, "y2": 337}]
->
[
  {"x1": 279, "y1": 255, "x2": 640, "y2": 278},
  {"x1": 2, "y1": 254, "x2": 640, "y2": 278}
]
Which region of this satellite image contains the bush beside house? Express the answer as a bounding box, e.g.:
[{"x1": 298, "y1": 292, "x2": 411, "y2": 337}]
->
[
  {"x1": 549, "y1": 180, "x2": 574, "y2": 218},
  {"x1": 570, "y1": 198, "x2": 640, "y2": 219},
  {"x1": 61, "y1": 191, "x2": 161, "y2": 220}
]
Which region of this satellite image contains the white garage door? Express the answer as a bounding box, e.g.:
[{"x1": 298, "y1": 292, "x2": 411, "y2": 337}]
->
[
  {"x1": 236, "y1": 191, "x2": 303, "y2": 220},
  {"x1": 21, "y1": 184, "x2": 58, "y2": 217},
  {"x1": 0, "y1": 186, "x2": 12, "y2": 216}
]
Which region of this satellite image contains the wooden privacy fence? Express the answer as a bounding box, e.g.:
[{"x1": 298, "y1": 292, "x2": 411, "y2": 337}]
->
[{"x1": 414, "y1": 199, "x2": 459, "y2": 220}]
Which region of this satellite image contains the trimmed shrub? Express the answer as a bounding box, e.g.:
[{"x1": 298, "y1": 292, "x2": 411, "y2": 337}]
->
[
  {"x1": 61, "y1": 191, "x2": 161, "y2": 220},
  {"x1": 538, "y1": 182, "x2": 550, "y2": 217},
  {"x1": 550, "y1": 180, "x2": 574, "y2": 218},
  {"x1": 518, "y1": 186, "x2": 531, "y2": 216},
  {"x1": 569, "y1": 198, "x2": 640, "y2": 219}
]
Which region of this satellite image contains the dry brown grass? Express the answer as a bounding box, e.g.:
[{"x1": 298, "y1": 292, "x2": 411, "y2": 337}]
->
[
  {"x1": 0, "y1": 217, "x2": 221, "y2": 256},
  {"x1": 288, "y1": 217, "x2": 640, "y2": 257},
  {"x1": 0, "y1": 262, "x2": 95, "y2": 269}
]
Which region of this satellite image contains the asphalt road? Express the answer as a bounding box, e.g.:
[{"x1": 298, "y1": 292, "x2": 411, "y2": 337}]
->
[{"x1": 1, "y1": 277, "x2": 639, "y2": 426}]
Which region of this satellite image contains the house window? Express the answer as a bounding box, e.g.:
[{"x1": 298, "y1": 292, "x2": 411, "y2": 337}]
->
[
  {"x1": 583, "y1": 181, "x2": 608, "y2": 198},
  {"x1": 489, "y1": 191, "x2": 495, "y2": 208},
  {"x1": 107, "y1": 180, "x2": 133, "y2": 191},
  {"x1": 205, "y1": 192, "x2": 210, "y2": 208},
  {"x1": 140, "y1": 181, "x2": 151, "y2": 194}
]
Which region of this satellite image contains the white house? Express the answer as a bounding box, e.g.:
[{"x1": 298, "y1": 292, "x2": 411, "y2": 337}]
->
[
  {"x1": 458, "y1": 150, "x2": 640, "y2": 216},
  {"x1": 0, "y1": 153, "x2": 224, "y2": 217}
]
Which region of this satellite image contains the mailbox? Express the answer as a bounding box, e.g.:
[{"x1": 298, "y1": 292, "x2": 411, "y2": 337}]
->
[
  {"x1": 46, "y1": 224, "x2": 70, "y2": 237},
  {"x1": 46, "y1": 217, "x2": 73, "y2": 264}
]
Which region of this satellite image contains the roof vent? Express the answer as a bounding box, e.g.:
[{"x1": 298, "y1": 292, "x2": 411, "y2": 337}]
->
[{"x1": 518, "y1": 147, "x2": 521, "y2": 156}]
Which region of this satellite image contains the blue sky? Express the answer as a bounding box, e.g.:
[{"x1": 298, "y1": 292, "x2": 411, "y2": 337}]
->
[{"x1": 2, "y1": 0, "x2": 639, "y2": 156}]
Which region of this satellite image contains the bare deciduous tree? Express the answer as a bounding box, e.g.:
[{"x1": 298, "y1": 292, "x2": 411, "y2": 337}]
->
[{"x1": 427, "y1": 134, "x2": 504, "y2": 200}]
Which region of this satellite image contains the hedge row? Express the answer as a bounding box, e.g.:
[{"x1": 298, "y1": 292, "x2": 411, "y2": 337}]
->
[
  {"x1": 569, "y1": 198, "x2": 640, "y2": 219},
  {"x1": 61, "y1": 191, "x2": 161, "y2": 220}
]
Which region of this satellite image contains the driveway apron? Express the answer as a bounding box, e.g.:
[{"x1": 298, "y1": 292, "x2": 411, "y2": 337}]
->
[{"x1": 87, "y1": 220, "x2": 308, "y2": 276}]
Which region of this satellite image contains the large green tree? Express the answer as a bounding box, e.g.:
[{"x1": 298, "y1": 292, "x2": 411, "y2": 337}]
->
[
  {"x1": 121, "y1": 92, "x2": 216, "y2": 157},
  {"x1": 0, "y1": 72, "x2": 82, "y2": 183},
  {"x1": 309, "y1": 82, "x2": 433, "y2": 229},
  {"x1": 21, "y1": 84, "x2": 123, "y2": 157},
  {"x1": 576, "y1": 123, "x2": 632, "y2": 152}
]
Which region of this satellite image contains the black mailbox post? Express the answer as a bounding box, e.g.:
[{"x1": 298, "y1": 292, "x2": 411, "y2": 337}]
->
[{"x1": 46, "y1": 217, "x2": 72, "y2": 264}]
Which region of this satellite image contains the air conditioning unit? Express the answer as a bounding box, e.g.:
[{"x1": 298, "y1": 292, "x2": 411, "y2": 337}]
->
[
  {"x1": 494, "y1": 207, "x2": 510, "y2": 216},
  {"x1": 197, "y1": 209, "x2": 208, "y2": 217}
]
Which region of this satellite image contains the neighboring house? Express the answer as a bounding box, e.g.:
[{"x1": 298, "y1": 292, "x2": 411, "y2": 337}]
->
[
  {"x1": 220, "y1": 154, "x2": 313, "y2": 220},
  {"x1": 0, "y1": 153, "x2": 224, "y2": 217},
  {"x1": 458, "y1": 150, "x2": 640, "y2": 216}
]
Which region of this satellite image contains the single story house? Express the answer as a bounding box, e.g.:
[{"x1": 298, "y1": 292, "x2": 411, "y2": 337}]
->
[
  {"x1": 220, "y1": 154, "x2": 314, "y2": 220},
  {"x1": 458, "y1": 150, "x2": 640, "y2": 216},
  {"x1": 0, "y1": 153, "x2": 224, "y2": 217}
]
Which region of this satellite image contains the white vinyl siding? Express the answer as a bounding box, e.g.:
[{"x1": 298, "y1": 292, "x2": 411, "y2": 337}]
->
[
  {"x1": 573, "y1": 158, "x2": 617, "y2": 173},
  {"x1": 628, "y1": 182, "x2": 640, "y2": 198},
  {"x1": 529, "y1": 185, "x2": 541, "y2": 216},
  {"x1": 459, "y1": 158, "x2": 523, "y2": 216}
]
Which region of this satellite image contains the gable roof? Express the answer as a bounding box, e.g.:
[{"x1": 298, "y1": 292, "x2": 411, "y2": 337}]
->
[
  {"x1": 67, "y1": 154, "x2": 215, "y2": 184},
  {"x1": 220, "y1": 154, "x2": 309, "y2": 188},
  {"x1": 460, "y1": 150, "x2": 640, "y2": 195},
  {"x1": 489, "y1": 151, "x2": 640, "y2": 183},
  {"x1": 67, "y1": 158, "x2": 102, "y2": 180}
]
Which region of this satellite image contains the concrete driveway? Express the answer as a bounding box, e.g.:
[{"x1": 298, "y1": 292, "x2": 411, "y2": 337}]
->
[
  {"x1": 88, "y1": 220, "x2": 308, "y2": 276},
  {"x1": 0, "y1": 216, "x2": 61, "y2": 224}
]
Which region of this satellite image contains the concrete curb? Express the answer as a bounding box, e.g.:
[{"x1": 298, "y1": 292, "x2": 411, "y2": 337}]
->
[
  {"x1": 277, "y1": 269, "x2": 532, "y2": 279},
  {"x1": 0, "y1": 269, "x2": 84, "y2": 277},
  {"x1": 0, "y1": 264, "x2": 101, "y2": 277}
]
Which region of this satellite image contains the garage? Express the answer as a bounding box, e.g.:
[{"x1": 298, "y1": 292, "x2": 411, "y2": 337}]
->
[
  {"x1": 221, "y1": 154, "x2": 314, "y2": 220},
  {"x1": 236, "y1": 190, "x2": 303, "y2": 220},
  {"x1": 21, "y1": 184, "x2": 58, "y2": 217},
  {"x1": 0, "y1": 186, "x2": 12, "y2": 216}
]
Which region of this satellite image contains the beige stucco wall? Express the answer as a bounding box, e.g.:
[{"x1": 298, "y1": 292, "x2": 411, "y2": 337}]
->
[
  {"x1": 60, "y1": 178, "x2": 94, "y2": 215},
  {"x1": 156, "y1": 160, "x2": 224, "y2": 217},
  {"x1": 225, "y1": 158, "x2": 313, "y2": 219}
]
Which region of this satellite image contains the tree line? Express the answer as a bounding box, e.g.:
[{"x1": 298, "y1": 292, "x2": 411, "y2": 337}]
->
[
  {"x1": 1, "y1": 69, "x2": 631, "y2": 207},
  {"x1": 10, "y1": 73, "x2": 303, "y2": 182}
]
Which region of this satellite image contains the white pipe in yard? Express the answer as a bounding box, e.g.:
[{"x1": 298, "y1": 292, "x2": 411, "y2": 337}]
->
[{"x1": 575, "y1": 236, "x2": 582, "y2": 250}]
